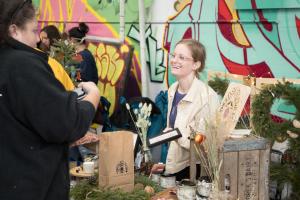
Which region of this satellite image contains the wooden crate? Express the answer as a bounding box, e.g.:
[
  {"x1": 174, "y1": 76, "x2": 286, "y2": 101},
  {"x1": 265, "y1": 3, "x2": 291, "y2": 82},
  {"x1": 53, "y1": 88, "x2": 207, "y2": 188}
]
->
[{"x1": 219, "y1": 136, "x2": 271, "y2": 200}]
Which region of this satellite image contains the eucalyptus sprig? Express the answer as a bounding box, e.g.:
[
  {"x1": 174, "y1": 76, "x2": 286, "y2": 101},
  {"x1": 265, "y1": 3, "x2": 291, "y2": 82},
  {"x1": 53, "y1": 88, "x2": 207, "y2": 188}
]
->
[{"x1": 49, "y1": 39, "x2": 82, "y2": 81}]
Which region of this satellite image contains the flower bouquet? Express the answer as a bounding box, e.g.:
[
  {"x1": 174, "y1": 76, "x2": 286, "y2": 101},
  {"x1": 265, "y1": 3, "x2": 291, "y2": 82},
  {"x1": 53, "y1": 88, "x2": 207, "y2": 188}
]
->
[{"x1": 126, "y1": 102, "x2": 153, "y2": 172}]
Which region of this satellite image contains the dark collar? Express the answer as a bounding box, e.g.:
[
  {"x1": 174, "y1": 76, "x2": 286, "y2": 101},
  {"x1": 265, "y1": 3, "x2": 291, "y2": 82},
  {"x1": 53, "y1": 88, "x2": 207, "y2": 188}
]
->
[{"x1": 5, "y1": 37, "x2": 48, "y2": 61}]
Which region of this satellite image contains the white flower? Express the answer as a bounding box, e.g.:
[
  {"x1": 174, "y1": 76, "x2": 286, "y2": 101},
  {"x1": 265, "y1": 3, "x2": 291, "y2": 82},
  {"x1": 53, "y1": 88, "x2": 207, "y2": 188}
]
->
[
  {"x1": 136, "y1": 118, "x2": 148, "y2": 128},
  {"x1": 64, "y1": 40, "x2": 69, "y2": 45},
  {"x1": 126, "y1": 102, "x2": 153, "y2": 152},
  {"x1": 136, "y1": 119, "x2": 143, "y2": 128},
  {"x1": 149, "y1": 104, "x2": 152, "y2": 112},
  {"x1": 126, "y1": 103, "x2": 130, "y2": 110},
  {"x1": 147, "y1": 109, "x2": 151, "y2": 117},
  {"x1": 141, "y1": 103, "x2": 146, "y2": 113}
]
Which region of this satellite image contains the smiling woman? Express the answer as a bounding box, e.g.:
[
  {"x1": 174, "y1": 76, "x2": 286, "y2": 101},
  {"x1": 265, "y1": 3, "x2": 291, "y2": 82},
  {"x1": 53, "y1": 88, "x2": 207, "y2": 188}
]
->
[
  {"x1": 151, "y1": 39, "x2": 220, "y2": 182},
  {"x1": 0, "y1": 0, "x2": 100, "y2": 199}
]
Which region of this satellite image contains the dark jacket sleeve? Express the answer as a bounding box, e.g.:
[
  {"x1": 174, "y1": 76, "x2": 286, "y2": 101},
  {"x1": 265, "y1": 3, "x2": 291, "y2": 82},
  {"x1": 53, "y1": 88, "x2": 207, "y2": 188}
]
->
[{"x1": 8, "y1": 53, "x2": 95, "y2": 143}]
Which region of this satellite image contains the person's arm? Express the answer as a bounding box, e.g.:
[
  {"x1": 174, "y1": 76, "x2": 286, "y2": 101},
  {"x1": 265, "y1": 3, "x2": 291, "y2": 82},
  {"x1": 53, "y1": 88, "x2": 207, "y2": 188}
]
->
[
  {"x1": 78, "y1": 81, "x2": 100, "y2": 110},
  {"x1": 9, "y1": 56, "x2": 97, "y2": 144},
  {"x1": 151, "y1": 163, "x2": 165, "y2": 174}
]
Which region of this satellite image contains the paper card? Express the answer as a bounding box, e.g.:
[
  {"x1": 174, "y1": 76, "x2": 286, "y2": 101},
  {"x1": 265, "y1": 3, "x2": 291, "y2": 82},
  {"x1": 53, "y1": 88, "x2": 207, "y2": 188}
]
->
[{"x1": 148, "y1": 128, "x2": 182, "y2": 147}]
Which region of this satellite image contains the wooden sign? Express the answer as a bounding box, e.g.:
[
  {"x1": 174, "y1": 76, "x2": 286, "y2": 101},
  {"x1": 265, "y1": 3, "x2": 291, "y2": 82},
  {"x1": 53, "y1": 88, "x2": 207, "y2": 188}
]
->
[{"x1": 218, "y1": 82, "x2": 251, "y2": 136}]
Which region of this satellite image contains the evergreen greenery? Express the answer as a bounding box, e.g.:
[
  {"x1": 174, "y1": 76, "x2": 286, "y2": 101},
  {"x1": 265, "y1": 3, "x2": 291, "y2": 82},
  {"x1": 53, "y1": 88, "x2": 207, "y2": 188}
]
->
[
  {"x1": 252, "y1": 81, "x2": 300, "y2": 199},
  {"x1": 49, "y1": 39, "x2": 80, "y2": 81},
  {"x1": 251, "y1": 82, "x2": 300, "y2": 141},
  {"x1": 70, "y1": 175, "x2": 162, "y2": 200},
  {"x1": 208, "y1": 76, "x2": 229, "y2": 97}
]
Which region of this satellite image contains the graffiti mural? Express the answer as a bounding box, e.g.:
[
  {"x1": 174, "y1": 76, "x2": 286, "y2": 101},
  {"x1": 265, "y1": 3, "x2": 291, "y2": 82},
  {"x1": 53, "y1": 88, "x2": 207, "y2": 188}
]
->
[
  {"x1": 128, "y1": 25, "x2": 166, "y2": 83},
  {"x1": 88, "y1": 42, "x2": 134, "y2": 114},
  {"x1": 34, "y1": 0, "x2": 300, "y2": 112},
  {"x1": 34, "y1": 0, "x2": 143, "y2": 114},
  {"x1": 164, "y1": 0, "x2": 300, "y2": 85}
]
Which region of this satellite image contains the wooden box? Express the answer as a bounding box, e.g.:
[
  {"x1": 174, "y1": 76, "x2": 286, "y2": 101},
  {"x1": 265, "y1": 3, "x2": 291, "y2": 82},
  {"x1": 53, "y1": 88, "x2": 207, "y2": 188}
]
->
[{"x1": 219, "y1": 136, "x2": 271, "y2": 200}]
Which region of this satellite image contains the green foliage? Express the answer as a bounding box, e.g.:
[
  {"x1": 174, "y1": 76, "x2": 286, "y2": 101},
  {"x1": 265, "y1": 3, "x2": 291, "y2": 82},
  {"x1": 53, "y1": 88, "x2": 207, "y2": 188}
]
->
[
  {"x1": 50, "y1": 40, "x2": 77, "y2": 66},
  {"x1": 80, "y1": 187, "x2": 150, "y2": 200},
  {"x1": 270, "y1": 163, "x2": 300, "y2": 199},
  {"x1": 252, "y1": 81, "x2": 300, "y2": 198},
  {"x1": 134, "y1": 174, "x2": 163, "y2": 193},
  {"x1": 49, "y1": 39, "x2": 79, "y2": 80},
  {"x1": 71, "y1": 180, "x2": 97, "y2": 200},
  {"x1": 208, "y1": 76, "x2": 229, "y2": 97},
  {"x1": 251, "y1": 82, "x2": 300, "y2": 141},
  {"x1": 70, "y1": 175, "x2": 162, "y2": 200}
]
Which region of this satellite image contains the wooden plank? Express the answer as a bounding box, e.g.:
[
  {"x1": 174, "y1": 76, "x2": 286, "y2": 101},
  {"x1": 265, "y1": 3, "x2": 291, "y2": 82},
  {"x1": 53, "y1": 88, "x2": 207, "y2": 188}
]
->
[
  {"x1": 207, "y1": 70, "x2": 245, "y2": 82},
  {"x1": 190, "y1": 140, "x2": 197, "y2": 183},
  {"x1": 219, "y1": 151, "x2": 225, "y2": 190},
  {"x1": 254, "y1": 78, "x2": 300, "y2": 95},
  {"x1": 223, "y1": 151, "x2": 238, "y2": 199},
  {"x1": 221, "y1": 137, "x2": 269, "y2": 199},
  {"x1": 223, "y1": 137, "x2": 268, "y2": 152},
  {"x1": 238, "y1": 150, "x2": 260, "y2": 200},
  {"x1": 259, "y1": 143, "x2": 270, "y2": 200}
]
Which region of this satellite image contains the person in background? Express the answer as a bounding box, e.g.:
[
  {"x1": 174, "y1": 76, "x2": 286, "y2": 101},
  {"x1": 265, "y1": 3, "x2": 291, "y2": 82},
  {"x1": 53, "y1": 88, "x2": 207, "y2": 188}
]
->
[
  {"x1": 37, "y1": 25, "x2": 75, "y2": 91},
  {"x1": 38, "y1": 24, "x2": 61, "y2": 53},
  {"x1": 47, "y1": 56, "x2": 75, "y2": 91},
  {"x1": 0, "y1": 1, "x2": 100, "y2": 199},
  {"x1": 151, "y1": 39, "x2": 220, "y2": 181},
  {"x1": 68, "y1": 22, "x2": 99, "y2": 163},
  {"x1": 38, "y1": 26, "x2": 99, "y2": 159},
  {"x1": 68, "y1": 22, "x2": 98, "y2": 84}
]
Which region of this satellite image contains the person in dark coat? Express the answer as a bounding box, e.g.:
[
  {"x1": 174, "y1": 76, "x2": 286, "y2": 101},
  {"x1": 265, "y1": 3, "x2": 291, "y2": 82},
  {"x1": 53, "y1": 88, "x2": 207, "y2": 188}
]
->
[
  {"x1": 68, "y1": 22, "x2": 99, "y2": 162},
  {"x1": 68, "y1": 22, "x2": 98, "y2": 84},
  {"x1": 0, "y1": 0, "x2": 100, "y2": 199}
]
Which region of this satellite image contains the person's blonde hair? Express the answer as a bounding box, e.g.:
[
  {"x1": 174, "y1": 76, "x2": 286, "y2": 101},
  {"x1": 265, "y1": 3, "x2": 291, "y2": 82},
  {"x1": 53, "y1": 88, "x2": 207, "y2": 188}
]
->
[{"x1": 176, "y1": 39, "x2": 206, "y2": 76}]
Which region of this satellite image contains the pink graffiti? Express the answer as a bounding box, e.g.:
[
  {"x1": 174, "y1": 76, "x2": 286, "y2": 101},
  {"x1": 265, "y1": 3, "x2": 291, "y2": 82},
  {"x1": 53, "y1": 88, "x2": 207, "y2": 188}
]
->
[{"x1": 38, "y1": 0, "x2": 114, "y2": 37}]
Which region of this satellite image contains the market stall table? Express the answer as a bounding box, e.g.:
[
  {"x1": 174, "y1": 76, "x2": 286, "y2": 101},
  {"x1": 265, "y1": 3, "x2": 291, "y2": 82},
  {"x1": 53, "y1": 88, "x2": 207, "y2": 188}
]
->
[{"x1": 70, "y1": 166, "x2": 96, "y2": 179}]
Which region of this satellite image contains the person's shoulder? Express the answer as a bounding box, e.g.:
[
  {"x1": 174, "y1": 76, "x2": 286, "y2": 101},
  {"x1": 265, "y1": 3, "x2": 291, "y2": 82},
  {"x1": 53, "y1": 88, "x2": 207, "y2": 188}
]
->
[
  {"x1": 3, "y1": 48, "x2": 44, "y2": 67},
  {"x1": 48, "y1": 56, "x2": 60, "y2": 66},
  {"x1": 8, "y1": 50, "x2": 51, "y2": 76},
  {"x1": 168, "y1": 81, "x2": 179, "y2": 95},
  {"x1": 80, "y1": 49, "x2": 93, "y2": 56},
  {"x1": 195, "y1": 79, "x2": 219, "y2": 99},
  {"x1": 23, "y1": 51, "x2": 49, "y2": 68},
  {"x1": 169, "y1": 81, "x2": 179, "y2": 90},
  {"x1": 48, "y1": 57, "x2": 65, "y2": 73}
]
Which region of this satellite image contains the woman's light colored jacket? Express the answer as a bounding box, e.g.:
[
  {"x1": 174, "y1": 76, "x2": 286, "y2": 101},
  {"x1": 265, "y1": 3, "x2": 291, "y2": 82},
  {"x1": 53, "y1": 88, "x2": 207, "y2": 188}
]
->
[{"x1": 165, "y1": 78, "x2": 220, "y2": 174}]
